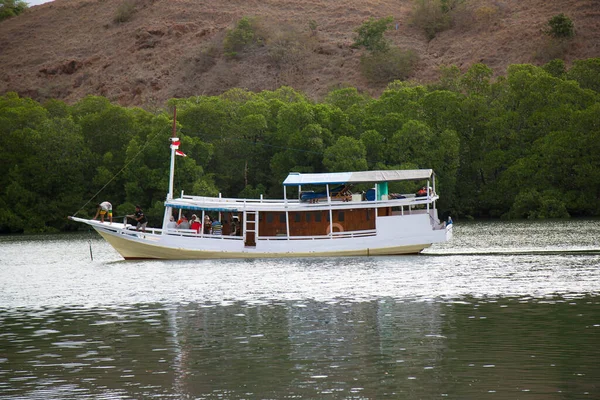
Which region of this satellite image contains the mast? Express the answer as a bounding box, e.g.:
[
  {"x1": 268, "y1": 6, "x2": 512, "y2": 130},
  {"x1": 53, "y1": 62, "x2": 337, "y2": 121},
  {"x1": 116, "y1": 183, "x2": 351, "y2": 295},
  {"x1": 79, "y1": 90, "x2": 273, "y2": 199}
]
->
[
  {"x1": 168, "y1": 106, "x2": 178, "y2": 201},
  {"x1": 163, "y1": 107, "x2": 178, "y2": 231}
]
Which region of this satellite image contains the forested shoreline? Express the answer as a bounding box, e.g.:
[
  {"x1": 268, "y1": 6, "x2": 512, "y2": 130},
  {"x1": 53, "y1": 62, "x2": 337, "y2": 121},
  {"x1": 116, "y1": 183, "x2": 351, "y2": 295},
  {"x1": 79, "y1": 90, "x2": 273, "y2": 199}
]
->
[{"x1": 1, "y1": 59, "x2": 599, "y2": 233}]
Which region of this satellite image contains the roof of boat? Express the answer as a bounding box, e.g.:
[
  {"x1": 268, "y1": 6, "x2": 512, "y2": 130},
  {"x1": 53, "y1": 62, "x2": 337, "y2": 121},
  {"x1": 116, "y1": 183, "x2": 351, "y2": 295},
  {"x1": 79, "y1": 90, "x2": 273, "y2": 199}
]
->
[{"x1": 283, "y1": 169, "x2": 433, "y2": 186}]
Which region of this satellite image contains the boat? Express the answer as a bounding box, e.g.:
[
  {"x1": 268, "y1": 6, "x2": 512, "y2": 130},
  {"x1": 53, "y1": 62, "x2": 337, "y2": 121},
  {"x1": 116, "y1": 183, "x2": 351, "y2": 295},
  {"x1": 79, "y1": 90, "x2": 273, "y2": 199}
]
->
[{"x1": 70, "y1": 136, "x2": 452, "y2": 260}]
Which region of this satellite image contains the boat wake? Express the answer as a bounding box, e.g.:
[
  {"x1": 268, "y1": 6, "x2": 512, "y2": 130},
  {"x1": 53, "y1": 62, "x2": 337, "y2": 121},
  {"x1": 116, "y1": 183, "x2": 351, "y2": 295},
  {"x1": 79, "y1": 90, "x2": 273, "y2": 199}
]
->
[{"x1": 423, "y1": 248, "x2": 600, "y2": 256}]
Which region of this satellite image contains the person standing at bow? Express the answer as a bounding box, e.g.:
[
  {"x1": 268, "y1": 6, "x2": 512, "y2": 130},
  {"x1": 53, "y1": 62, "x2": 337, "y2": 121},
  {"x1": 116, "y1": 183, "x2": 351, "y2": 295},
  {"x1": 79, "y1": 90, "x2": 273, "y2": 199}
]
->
[{"x1": 93, "y1": 201, "x2": 112, "y2": 224}]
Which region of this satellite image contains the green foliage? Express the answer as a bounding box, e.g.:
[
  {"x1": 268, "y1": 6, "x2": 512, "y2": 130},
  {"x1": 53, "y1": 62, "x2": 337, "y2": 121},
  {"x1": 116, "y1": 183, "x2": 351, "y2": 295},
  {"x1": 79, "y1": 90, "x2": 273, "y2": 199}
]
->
[
  {"x1": 1, "y1": 58, "x2": 600, "y2": 233},
  {"x1": 545, "y1": 13, "x2": 574, "y2": 39},
  {"x1": 353, "y1": 16, "x2": 393, "y2": 52},
  {"x1": 387, "y1": 120, "x2": 433, "y2": 165},
  {"x1": 432, "y1": 65, "x2": 462, "y2": 92},
  {"x1": 439, "y1": 0, "x2": 463, "y2": 13},
  {"x1": 506, "y1": 190, "x2": 569, "y2": 219},
  {"x1": 360, "y1": 130, "x2": 385, "y2": 168},
  {"x1": 223, "y1": 16, "x2": 262, "y2": 57},
  {"x1": 359, "y1": 47, "x2": 419, "y2": 83},
  {"x1": 0, "y1": 0, "x2": 27, "y2": 21},
  {"x1": 542, "y1": 59, "x2": 566, "y2": 78},
  {"x1": 567, "y1": 58, "x2": 600, "y2": 93},
  {"x1": 411, "y1": 0, "x2": 461, "y2": 40},
  {"x1": 113, "y1": 0, "x2": 136, "y2": 24},
  {"x1": 0, "y1": 93, "x2": 92, "y2": 232},
  {"x1": 323, "y1": 136, "x2": 367, "y2": 172},
  {"x1": 460, "y1": 63, "x2": 493, "y2": 95},
  {"x1": 324, "y1": 87, "x2": 368, "y2": 111},
  {"x1": 308, "y1": 19, "x2": 317, "y2": 35},
  {"x1": 238, "y1": 184, "x2": 267, "y2": 199}
]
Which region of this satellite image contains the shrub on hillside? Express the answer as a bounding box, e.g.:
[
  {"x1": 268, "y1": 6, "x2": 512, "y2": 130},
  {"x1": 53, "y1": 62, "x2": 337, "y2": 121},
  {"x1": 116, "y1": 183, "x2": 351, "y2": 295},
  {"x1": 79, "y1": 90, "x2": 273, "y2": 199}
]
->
[
  {"x1": 267, "y1": 27, "x2": 308, "y2": 67},
  {"x1": 113, "y1": 0, "x2": 136, "y2": 24},
  {"x1": 545, "y1": 13, "x2": 574, "y2": 39},
  {"x1": 195, "y1": 44, "x2": 221, "y2": 74},
  {"x1": 360, "y1": 47, "x2": 419, "y2": 83},
  {"x1": 411, "y1": 0, "x2": 464, "y2": 40},
  {"x1": 0, "y1": 0, "x2": 27, "y2": 21},
  {"x1": 474, "y1": 5, "x2": 496, "y2": 22},
  {"x1": 353, "y1": 16, "x2": 393, "y2": 52},
  {"x1": 308, "y1": 19, "x2": 318, "y2": 36},
  {"x1": 223, "y1": 16, "x2": 265, "y2": 57}
]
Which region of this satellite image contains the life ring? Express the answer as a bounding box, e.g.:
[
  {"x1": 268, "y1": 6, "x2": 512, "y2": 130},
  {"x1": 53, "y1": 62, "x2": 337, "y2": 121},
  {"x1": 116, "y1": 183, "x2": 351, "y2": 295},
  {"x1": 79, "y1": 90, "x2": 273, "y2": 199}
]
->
[{"x1": 326, "y1": 223, "x2": 344, "y2": 235}]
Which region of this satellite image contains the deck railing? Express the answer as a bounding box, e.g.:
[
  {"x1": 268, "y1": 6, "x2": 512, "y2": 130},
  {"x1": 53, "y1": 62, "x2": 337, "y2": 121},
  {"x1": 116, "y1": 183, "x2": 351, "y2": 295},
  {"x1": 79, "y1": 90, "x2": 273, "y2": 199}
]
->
[
  {"x1": 259, "y1": 229, "x2": 377, "y2": 241},
  {"x1": 171, "y1": 193, "x2": 438, "y2": 212},
  {"x1": 116, "y1": 225, "x2": 377, "y2": 241}
]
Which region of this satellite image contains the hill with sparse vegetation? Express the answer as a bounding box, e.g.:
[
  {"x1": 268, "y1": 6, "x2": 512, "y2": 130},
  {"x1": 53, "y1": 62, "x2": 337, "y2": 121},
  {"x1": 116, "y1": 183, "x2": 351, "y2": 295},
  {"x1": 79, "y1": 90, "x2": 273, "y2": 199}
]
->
[{"x1": 0, "y1": 0, "x2": 598, "y2": 107}]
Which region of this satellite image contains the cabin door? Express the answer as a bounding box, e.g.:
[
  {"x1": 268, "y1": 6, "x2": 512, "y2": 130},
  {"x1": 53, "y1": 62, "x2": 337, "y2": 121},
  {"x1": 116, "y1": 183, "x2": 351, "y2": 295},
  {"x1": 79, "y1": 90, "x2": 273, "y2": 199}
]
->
[{"x1": 244, "y1": 211, "x2": 256, "y2": 247}]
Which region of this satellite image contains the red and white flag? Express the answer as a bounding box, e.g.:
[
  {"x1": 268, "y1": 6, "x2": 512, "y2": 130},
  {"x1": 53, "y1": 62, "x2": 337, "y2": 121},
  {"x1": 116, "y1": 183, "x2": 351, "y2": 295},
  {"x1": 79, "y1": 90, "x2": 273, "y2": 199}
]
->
[
  {"x1": 170, "y1": 140, "x2": 180, "y2": 150},
  {"x1": 175, "y1": 149, "x2": 187, "y2": 157}
]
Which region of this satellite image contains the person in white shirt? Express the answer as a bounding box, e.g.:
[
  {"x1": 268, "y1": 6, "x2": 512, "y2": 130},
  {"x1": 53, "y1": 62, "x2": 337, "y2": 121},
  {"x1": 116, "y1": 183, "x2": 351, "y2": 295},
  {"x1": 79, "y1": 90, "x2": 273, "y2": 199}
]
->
[
  {"x1": 93, "y1": 201, "x2": 112, "y2": 223},
  {"x1": 166, "y1": 215, "x2": 177, "y2": 229}
]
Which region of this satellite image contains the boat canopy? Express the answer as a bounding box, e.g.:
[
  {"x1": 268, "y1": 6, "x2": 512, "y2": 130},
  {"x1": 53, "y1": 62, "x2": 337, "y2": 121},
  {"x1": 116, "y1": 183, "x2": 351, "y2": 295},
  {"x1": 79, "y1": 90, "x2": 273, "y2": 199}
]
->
[
  {"x1": 165, "y1": 200, "x2": 238, "y2": 213},
  {"x1": 283, "y1": 169, "x2": 433, "y2": 186}
]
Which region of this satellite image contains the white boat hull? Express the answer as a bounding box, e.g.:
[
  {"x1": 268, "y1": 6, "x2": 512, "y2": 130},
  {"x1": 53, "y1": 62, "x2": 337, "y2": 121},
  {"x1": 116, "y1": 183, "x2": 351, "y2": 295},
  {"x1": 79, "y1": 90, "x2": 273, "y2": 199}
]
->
[
  {"x1": 71, "y1": 168, "x2": 453, "y2": 260},
  {"x1": 73, "y1": 215, "x2": 452, "y2": 260}
]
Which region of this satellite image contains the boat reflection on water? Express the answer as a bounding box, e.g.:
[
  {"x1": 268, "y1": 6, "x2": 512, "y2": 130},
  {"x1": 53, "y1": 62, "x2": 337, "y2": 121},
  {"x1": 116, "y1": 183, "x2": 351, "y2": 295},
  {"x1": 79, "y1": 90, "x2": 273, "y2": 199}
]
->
[
  {"x1": 161, "y1": 299, "x2": 448, "y2": 398},
  {"x1": 165, "y1": 298, "x2": 598, "y2": 398}
]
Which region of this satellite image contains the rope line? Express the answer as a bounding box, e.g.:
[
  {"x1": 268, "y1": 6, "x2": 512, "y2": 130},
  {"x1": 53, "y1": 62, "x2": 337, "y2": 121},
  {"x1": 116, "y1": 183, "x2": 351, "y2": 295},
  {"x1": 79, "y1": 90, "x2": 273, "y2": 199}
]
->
[{"x1": 71, "y1": 130, "x2": 164, "y2": 218}]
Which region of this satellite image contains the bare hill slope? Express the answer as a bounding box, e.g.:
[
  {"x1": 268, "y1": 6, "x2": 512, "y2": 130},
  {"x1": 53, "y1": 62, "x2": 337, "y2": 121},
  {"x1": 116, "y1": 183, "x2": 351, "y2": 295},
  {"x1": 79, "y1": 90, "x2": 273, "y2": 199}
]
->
[{"x1": 0, "y1": 0, "x2": 598, "y2": 107}]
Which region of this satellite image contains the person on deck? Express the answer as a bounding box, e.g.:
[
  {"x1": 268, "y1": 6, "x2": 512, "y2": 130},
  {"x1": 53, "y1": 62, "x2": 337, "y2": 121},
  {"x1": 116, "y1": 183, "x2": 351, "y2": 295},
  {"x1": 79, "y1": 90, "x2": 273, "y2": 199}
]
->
[
  {"x1": 190, "y1": 215, "x2": 201, "y2": 233},
  {"x1": 177, "y1": 215, "x2": 190, "y2": 230},
  {"x1": 230, "y1": 216, "x2": 239, "y2": 236},
  {"x1": 166, "y1": 215, "x2": 177, "y2": 229},
  {"x1": 204, "y1": 215, "x2": 212, "y2": 234},
  {"x1": 93, "y1": 201, "x2": 112, "y2": 224},
  {"x1": 127, "y1": 205, "x2": 147, "y2": 232},
  {"x1": 211, "y1": 218, "x2": 222, "y2": 235}
]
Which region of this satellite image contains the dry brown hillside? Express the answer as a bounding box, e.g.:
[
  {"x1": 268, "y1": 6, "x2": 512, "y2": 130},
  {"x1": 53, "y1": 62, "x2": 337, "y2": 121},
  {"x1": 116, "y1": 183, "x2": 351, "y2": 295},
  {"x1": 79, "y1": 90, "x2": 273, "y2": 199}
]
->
[{"x1": 0, "y1": 0, "x2": 598, "y2": 107}]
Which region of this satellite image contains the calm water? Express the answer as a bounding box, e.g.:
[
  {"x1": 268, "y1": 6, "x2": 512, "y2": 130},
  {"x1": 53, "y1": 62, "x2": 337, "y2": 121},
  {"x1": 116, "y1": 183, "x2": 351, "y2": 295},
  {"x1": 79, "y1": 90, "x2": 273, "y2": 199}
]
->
[{"x1": 0, "y1": 220, "x2": 599, "y2": 399}]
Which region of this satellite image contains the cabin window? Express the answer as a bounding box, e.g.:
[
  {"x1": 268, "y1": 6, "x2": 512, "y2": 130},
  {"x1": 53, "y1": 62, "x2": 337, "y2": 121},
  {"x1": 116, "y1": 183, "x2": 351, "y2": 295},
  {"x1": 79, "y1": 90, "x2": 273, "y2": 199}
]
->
[
  {"x1": 266, "y1": 213, "x2": 274, "y2": 223},
  {"x1": 326, "y1": 214, "x2": 330, "y2": 222},
  {"x1": 315, "y1": 213, "x2": 322, "y2": 222},
  {"x1": 305, "y1": 213, "x2": 311, "y2": 223},
  {"x1": 279, "y1": 213, "x2": 286, "y2": 223},
  {"x1": 295, "y1": 213, "x2": 301, "y2": 222},
  {"x1": 338, "y1": 211, "x2": 345, "y2": 222}
]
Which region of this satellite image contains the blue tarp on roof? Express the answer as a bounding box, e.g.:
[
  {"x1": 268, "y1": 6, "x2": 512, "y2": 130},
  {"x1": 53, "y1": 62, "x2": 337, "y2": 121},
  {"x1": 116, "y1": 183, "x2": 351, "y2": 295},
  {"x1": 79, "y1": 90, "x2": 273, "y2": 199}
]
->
[
  {"x1": 283, "y1": 169, "x2": 433, "y2": 186},
  {"x1": 164, "y1": 202, "x2": 238, "y2": 213}
]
